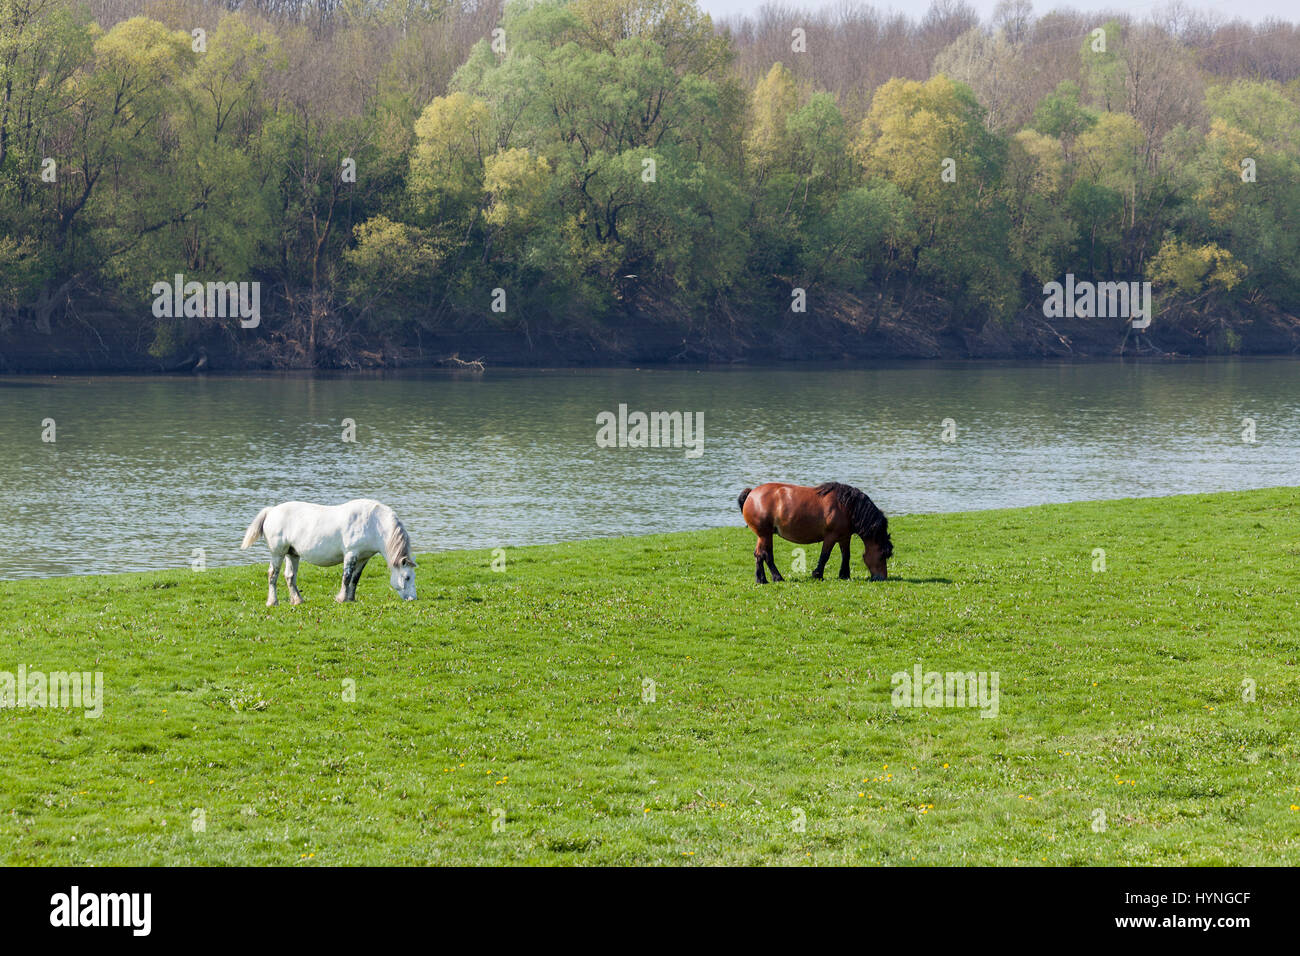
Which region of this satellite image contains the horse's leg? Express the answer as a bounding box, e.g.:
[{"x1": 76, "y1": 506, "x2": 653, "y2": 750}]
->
[
  {"x1": 812, "y1": 539, "x2": 833, "y2": 580},
  {"x1": 337, "y1": 551, "x2": 357, "y2": 602},
  {"x1": 286, "y1": 552, "x2": 304, "y2": 605},
  {"x1": 754, "y1": 533, "x2": 782, "y2": 583},
  {"x1": 347, "y1": 555, "x2": 371, "y2": 601},
  {"x1": 765, "y1": 538, "x2": 784, "y2": 583},
  {"x1": 838, "y1": 537, "x2": 852, "y2": 580},
  {"x1": 267, "y1": 549, "x2": 284, "y2": 606}
]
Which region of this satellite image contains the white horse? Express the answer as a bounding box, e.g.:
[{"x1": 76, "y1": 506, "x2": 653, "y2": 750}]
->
[{"x1": 240, "y1": 499, "x2": 417, "y2": 605}]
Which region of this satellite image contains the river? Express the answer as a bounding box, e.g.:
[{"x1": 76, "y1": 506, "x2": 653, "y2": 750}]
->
[{"x1": 1, "y1": 358, "x2": 1297, "y2": 578}]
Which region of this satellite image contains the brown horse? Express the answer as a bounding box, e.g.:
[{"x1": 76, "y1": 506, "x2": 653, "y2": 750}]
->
[{"x1": 738, "y1": 482, "x2": 893, "y2": 584}]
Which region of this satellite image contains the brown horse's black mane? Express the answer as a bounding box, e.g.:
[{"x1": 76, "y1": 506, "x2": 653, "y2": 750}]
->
[{"x1": 815, "y1": 482, "x2": 893, "y2": 559}]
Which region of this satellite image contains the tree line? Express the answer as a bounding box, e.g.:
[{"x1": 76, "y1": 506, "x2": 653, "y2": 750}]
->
[{"x1": 2, "y1": 0, "x2": 1299, "y2": 367}]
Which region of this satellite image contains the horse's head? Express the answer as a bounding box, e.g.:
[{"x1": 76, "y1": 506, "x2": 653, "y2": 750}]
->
[
  {"x1": 818, "y1": 482, "x2": 893, "y2": 581},
  {"x1": 390, "y1": 556, "x2": 417, "y2": 600},
  {"x1": 863, "y1": 526, "x2": 894, "y2": 581}
]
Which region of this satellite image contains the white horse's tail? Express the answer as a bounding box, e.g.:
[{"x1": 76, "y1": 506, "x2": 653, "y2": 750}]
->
[{"x1": 241, "y1": 507, "x2": 272, "y2": 549}]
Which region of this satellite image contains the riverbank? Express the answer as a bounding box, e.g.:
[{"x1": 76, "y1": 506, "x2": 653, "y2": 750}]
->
[
  {"x1": 1, "y1": 488, "x2": 1297, "y2": 864},
  {"x1": 3, "y1": 293, "x2": 1298, "y2": 372}
]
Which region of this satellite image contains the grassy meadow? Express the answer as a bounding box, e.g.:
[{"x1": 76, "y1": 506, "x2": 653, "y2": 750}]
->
[{"x1": 1, "y1": 487, "x2": 1298, "y2": 865}]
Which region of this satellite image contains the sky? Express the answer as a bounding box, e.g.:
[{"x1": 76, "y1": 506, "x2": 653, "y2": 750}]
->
[{"x1": 697, "y1": 0, "x2": 1300, "y2": 26}]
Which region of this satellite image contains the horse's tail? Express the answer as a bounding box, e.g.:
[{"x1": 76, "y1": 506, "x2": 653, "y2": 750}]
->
[
  {"x1": 737, "y1": 488, "x2": 752, "y2": 512},
  {"x1": 240, "y1": 507, "x2": 271, "y2": 549}
]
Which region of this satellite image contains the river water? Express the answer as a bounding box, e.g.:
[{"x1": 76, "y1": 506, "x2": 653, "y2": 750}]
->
[{"x1": 1, "y1": 359, "x2": 1296, "y2": 578}]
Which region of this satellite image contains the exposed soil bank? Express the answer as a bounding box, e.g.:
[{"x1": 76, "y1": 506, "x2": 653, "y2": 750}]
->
[{"x1": 2, "y1": 293, "x2": 1297, "y2": 372}]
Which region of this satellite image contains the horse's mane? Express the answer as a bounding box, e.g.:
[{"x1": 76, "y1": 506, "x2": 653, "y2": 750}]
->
[
  {"x1": 815, "y1": 482, "x2": 893, "y2": 558},
  {"x1": 384, "y1": 515, "x2": 413, "y2": 567}
]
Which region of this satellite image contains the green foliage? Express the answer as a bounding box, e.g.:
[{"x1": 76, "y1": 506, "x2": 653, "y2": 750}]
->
[
  {"x1": 1032, "y1": 81, "x2": 1096, "y2": 141},
  {"x1": 1002, "y1": 130, "x2": 1075, "y2": 284},
  {"x1": 0, "y1": 235, "x2": 47, "y2": 310},
  {"x1": 344, "y1": 215, "x2": 448, "y2": 322},
  {"x1": 2, "y1": 0, "x2": 1298, "y2": 362},
  {"x1": 802, "y1": 182, "x2": 915, "y2": 290},
  {"x1": 1080, "y1": 20, "x2": 1126, "y2": 113},
  {"x1": 855, "y1": 75, "x2": 1016, "y2": 316},
  {"x1": 1192, "y1": 82, "x2": 1300, "y2": 304},
  {"x1": 1148, "y1": 237, "x2": 1245, "y2": 296},
  {"x1": 745, "y1": 62, "x2": 799, "y2": 182}
]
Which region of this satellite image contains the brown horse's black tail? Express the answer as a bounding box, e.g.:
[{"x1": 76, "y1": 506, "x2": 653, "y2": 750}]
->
[{"x1": 737, "y1": 487, "x2": 752, "y2": 512}]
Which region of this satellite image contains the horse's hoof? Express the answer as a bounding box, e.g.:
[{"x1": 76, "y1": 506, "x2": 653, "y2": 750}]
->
[
  {"x1": 290, "y1": 595, "x2": 304, "y2": 605},
  {"x1": 267, "y1": 599, "x2": 278, "y2": 607},
  {"x1": 334, "y1": 594, "x2": 347, "y2": 603}
]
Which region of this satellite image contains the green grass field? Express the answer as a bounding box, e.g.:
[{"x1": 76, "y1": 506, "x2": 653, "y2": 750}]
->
[{"x1": 2, "y1": 488, "x2": 1298, "y2": 865}]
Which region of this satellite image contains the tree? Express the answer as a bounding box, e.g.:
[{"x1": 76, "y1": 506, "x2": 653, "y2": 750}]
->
[
  {"x1": 1148, "y1": 237, "x2": 1244, "y2": 298},
  {"x1": 744, "y1": 62, "x2": 798, "y2": 186},
  {"x1": 34, "y1": 16, "x2": 192, "y2": 332},
  {"x1": 1002, "y1": 129, "x2": 1074, "y2": 284},
  {"x1": 801, "y1": 180, "x2": 916, "y2": 328},
  {"x1": 854, "y1": 74, "x2": 1014, "y2": 320},
  {"x1": 932, "y1": 26, "x2": 1023, "y2": 131}
]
